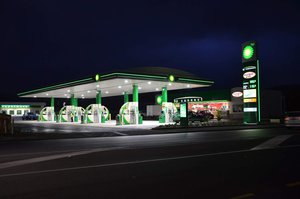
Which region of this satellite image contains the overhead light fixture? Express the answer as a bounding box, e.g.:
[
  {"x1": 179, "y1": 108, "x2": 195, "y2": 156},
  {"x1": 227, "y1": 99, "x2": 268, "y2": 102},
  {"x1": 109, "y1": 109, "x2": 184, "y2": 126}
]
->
[
  {"x1": 87, "y1": 90, "x2": 91, "y2": 93},
  {"x1": 82, "y1": 97, "x2": 85, "y2": 99},
  {"x1": 67, "y1": 90, "x2": 70, "y2": 93},
  {"x1": 187, "y1": 84, "x2": 190, "y2": 88},
  {"x1": 46, "y1": 93, "x2": 49, "y2": 96},
  {"x1": 96, "y1": 85, "x2": 100, "y2": 88},
  {"x1": 168, "y1": 83, "x2": 172, "y2": 86},
  {"x1": 138, "y1": 87, "x2": 142, "y2": 90},
  {"x1": 34, "y1": 96, "x2": 37, "y2": 98},
  {"x1": 148, "y1": 81, "x2": 152, "y2": 85},
  {"x1": 118, "y1": 86, "x2": 122, "y2": 89},
  {"x1": 81, "y1": 94, "x2": 84, "y2": 97},
  {"x1": 124, "y1": 80, "x2": 128, "y2": 83},
  {"x1": 64, "y1": 94, "x2": 67, "y2": 96},
  {"x1": 105, "y1": 91, "x2": 109, "y2": 94},
  {"x1": 155, "y1": 88, "x2": 159, "y2": 91}
]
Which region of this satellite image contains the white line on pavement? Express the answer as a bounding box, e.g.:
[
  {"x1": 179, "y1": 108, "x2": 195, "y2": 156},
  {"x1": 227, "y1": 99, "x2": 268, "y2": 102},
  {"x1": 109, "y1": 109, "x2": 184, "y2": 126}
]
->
[
  {"x1": 1, "y1": 144, "x2": 300, "y2": 178},
  {"x1": 0, "y1": 150, "x2": 80, "y2": 158},
  {"x1": 0, "y1": 147, "x2": 123, "y2": 170},
  {"x1": 0, "y1": 149, "x2": 251, "y2": 178},
  {"x1": 113, "y1": 131, "x2": 127, "y2": 136},
  {"x1": 251, "y1": 135, "x2": 293, "y2": 150}
]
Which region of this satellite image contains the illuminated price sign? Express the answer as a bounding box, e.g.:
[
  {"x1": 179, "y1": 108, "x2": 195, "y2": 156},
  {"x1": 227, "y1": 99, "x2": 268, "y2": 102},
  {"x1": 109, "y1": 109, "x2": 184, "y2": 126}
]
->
[
  {"x1": 180, "y1": 103, "x2": 187, "y2": 118},
  {"x1": 242, "y1": 41, "x2": 261, "y2": 124}
]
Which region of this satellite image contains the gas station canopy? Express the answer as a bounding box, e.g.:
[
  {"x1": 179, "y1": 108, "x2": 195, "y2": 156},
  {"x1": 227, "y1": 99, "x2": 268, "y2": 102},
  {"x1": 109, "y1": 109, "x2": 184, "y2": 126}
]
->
[{"x1": 18, "y1": 67, "x2": 214, "y2": 99}]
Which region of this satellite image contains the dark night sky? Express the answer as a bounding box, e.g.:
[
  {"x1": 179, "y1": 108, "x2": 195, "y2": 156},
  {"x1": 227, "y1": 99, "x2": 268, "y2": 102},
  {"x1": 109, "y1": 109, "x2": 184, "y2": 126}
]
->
[{"x1": 0, "y1": 0, "x2": 299, "y2": 101}]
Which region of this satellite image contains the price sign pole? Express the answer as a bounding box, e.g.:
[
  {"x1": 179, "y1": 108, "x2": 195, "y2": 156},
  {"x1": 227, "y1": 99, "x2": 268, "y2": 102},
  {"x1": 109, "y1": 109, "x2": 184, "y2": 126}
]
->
[{"x1": 242, "y1": 41, "x2": 261, "y2": 124}]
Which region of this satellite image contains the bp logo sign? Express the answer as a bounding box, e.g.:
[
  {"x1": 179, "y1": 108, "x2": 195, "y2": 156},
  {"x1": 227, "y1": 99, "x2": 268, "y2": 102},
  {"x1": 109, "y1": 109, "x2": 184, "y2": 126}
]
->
[
  {"x1": 243, "y1": 45, "x2": 254, "y2": 60},
  {"x1": 156, "y1": 95, "x2": 162, "y2": 105},
  {"x1": 95, "y1": 74, "x2": 100, "y2": 81},
  {"x1": 168, "y1": 75, "x2": 175, "y2": 82}
]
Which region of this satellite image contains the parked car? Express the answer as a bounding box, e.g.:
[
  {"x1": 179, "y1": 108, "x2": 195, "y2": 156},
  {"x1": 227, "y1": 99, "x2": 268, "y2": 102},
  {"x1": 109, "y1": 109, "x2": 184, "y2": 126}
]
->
[
  {"x1": 284, "y1": 111, "x2": 300, "y2": 128},
  {"x1": 189, "y1": 110, "x2": 214, "y2": 122},
  {"x1": 22, "y1": 112, "x2": 38, "y2": 120}
]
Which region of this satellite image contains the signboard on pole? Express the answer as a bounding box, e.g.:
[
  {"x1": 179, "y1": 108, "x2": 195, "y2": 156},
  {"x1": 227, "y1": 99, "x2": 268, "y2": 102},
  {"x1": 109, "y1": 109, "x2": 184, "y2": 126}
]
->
[
  {"x1": 180, "y1": 103, "x2": 188, "y2": 126},
  {"x1": 242, "y1": 41, "x2": 261, "y2": 124}
]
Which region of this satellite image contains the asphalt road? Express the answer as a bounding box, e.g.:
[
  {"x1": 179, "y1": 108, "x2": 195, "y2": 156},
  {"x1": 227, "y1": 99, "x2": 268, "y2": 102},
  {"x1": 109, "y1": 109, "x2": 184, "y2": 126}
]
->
[{"x1": 0, "y1": 127, "x2": 300, "y2": 198}]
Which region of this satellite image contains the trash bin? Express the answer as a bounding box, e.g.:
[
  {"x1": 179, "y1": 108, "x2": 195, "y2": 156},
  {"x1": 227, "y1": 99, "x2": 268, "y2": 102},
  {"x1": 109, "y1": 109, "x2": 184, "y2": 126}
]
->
[
  {"x1": 74, "y1": 115, "x2": 78, "y2": 122},
  {"x1": 116, "y1": 114, "x2": 121, "y2": 125},
  {"x1": 139, "y1": 114, "x2": 143, "y2": 124},
  {"x1": 101, "y1": 115, "x2": 106, "y2": 123}
]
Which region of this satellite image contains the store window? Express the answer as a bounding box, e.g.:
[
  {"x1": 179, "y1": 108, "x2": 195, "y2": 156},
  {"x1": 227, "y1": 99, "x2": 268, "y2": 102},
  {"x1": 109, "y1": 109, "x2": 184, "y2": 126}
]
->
[
  {"x1": 9, "y1": 110, "x2": 15, "y2": 115},
  {"x1": 24, "y1": 110, "x2": 29, "y2": 114},
  {"x1": 233, "y1": 104, "x2": 243, "y2": 112},
  {"x1": 17, "y1": 110, "x2": 22, "y2": 115}
]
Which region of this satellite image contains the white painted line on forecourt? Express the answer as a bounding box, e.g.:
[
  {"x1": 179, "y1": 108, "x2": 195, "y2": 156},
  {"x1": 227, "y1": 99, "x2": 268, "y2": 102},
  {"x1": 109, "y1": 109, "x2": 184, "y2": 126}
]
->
[
  {"x1": 0, "y1": 147, "x2": 123, "y2": 170},
  {"x1": 251, "y1": 135, "x2": 293, "y2": 150}
]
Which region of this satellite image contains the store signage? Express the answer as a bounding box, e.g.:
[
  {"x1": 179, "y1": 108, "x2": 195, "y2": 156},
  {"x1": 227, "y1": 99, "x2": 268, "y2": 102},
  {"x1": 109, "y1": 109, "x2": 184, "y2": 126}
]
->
[
  {"x1": 232, "y1": 91, "x2": 243, "y2": 97},
  {"x1": 242, "y1": 41, "x2": 260, "y2": 124},
  {"x1": 243, "y1": 72, "x2": 256, "y2": 79},
  {"x1": 0, "y1": 105, "x2": 30, "y2": 109},
  {"x1": 174, "y1": 97, "x2": 203, "y2": 103}
]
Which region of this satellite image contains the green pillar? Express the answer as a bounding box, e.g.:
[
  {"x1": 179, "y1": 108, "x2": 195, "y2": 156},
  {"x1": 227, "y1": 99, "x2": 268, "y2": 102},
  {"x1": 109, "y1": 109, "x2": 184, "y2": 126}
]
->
[
  {"x1": 162, "y1": 87, "x2": 168, "y2": 103},
  {"x1": 71, "y1": 94, "x2": 78, "y2": 106},
  {"x1": 124, "y1": 92, "x2": 129, "y2": 103},
  {"x1": 133, "y1": 84, "x2": 138, "y2": 102},
  {"x1": 50, "y1": 97, "x2": 55, "y2": 107},
  {"x1": 96, "y1": 91, "x2": 102, "y2": 104}
]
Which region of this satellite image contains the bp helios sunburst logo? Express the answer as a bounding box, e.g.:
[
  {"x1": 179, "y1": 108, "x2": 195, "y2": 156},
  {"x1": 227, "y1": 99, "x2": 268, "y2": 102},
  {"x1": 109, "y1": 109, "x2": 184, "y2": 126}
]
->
[{"x1": 243, "y1": 45, "x2": 254, "y2": 60}]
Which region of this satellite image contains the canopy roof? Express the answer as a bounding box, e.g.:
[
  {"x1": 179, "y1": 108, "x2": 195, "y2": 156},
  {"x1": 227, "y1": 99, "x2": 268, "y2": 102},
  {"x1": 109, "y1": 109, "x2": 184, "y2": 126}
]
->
[{"x1": 18, "y1": 67, "x2": 214, "y2": 99}]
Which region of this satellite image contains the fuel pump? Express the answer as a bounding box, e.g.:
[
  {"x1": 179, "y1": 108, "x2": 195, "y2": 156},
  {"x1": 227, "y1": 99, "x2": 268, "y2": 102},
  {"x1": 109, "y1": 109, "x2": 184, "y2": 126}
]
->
[
  {"x1": 58, "y1": 105, "x2": 85, "y2": 123},
  {"x1": 84, "y1": 104, "x2": 110, "y2": 124},
  {"x1": 117, "y1": 102, "x2": 142, "y2": 125},
  {"x1": 159, "y1": 102, "x2": 177, "y2": 123},
  {"x1": 39, "y1": 107, "x2": 55, "y2": 122}
]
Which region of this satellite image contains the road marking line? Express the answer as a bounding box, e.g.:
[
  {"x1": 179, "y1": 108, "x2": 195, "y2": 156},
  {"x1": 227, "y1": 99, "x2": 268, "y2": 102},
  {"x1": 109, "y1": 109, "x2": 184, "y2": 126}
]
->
[
  {"x1": 286, "y1": 181, "x2": 300, "y2": 187},
  {"x1": 0, "y1": 144, "x2": 300, "y2": 178},
  {"x1": 0, "y1": 147, "x2": 123, "y2": 170},
  {"x1": 0, "y1": 150, "x2": 80, "y2": 158},
  {"x1": 251, "y1": 135, "x2": 293, "y2": 150},
  {"x1": 0, "y1": 149, "x2": 248, "y2": 178},
  {"x1": 113, "y1": 131, "x2": 127, "y2": 136},
  {"x1": 230, "y1": 193, "x2": 255, "y2": 199}
]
